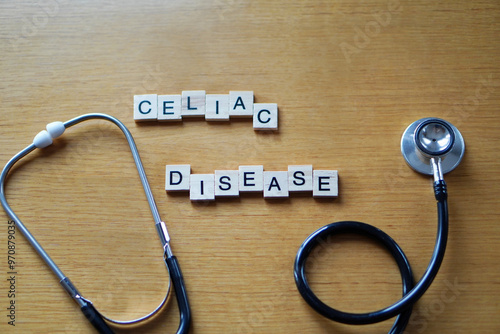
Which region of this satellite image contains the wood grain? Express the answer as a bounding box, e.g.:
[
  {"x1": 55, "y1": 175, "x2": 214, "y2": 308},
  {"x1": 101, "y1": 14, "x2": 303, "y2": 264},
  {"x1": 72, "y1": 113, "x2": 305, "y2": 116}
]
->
[{"x1": 1, "y1": 1, "x2": 499, "y2": 333}]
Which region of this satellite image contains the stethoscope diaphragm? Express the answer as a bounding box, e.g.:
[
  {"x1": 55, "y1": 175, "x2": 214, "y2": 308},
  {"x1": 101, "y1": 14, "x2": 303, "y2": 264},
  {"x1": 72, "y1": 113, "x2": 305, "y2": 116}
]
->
[{"x1": 401, "y1": 117, "x2": 465, "y2": 175}]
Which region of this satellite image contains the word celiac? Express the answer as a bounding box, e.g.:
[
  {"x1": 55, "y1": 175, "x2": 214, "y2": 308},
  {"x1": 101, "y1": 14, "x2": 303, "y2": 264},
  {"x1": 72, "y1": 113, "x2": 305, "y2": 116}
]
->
[
  {"x1": 166, "y1": 165, "x2": 338, "y2": 201},
  {"x1": 134, "y1": 91, "x2": 278, "y2": 130}
]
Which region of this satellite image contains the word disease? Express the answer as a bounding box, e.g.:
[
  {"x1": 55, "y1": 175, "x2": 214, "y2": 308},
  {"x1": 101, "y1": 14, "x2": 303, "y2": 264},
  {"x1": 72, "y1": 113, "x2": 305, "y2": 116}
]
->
[
  {"x1": 134, "y1": 91, "x2": 278, "y2": 130},
  {"x1": 166, "y1": 165, "x2": 338, "y2": 201}
]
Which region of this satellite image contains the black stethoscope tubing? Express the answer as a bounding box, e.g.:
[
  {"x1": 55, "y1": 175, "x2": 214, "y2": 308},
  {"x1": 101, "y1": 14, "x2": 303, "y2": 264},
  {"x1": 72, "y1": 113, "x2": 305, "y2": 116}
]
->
[{"x1": 294, "y1": 180, "x2": 448, "y2": 333}]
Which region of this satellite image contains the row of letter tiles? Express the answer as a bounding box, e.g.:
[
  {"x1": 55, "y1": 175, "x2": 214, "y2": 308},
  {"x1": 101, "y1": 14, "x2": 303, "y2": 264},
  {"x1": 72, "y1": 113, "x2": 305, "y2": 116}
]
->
[
  {"x1": 165, "y1": 165, "x2": 338, "y2": 201},
  {"x1": 134, "y1": 91, "x2": 278, "y2": 130}
]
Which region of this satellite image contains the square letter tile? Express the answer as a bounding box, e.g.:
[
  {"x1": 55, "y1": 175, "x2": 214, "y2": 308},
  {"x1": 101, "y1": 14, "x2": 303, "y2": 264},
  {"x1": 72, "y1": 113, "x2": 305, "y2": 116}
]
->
[
  {"x1": 134, "y1": 94, "x2": 158, "y2": 122},
  {"x1": 238, "y1": 165, "x2": 264, "y2": 192},
  {"x1": 215, "y1": 170, "x2": 239, "y2": 197},
  {"x1": 165, "y1": 165, "x2": 191, "y2": 192},
  {"x1": 206, "y1": 94, "x2": 230, "y2": 121},
  {"x1": 264, "y1": 171, "x2": 289, "y2": 198},
  {"x1": 190, "y1": 174, "x2": 215, "y2": 201},
  {"x1": 229, "y1": 91, "x2": 254, "y2": 117},
  {"x1": 288, "y1": 165, "x2": 313, "y2": 192},
  {"x1": 181, "y1": 90, "x2": 206, "y2": 117},
  {"x1": 313, "y1": 170, "x2": 338, "y2": 197},
  {"x1": 158, "y1": 95, "x2": 182, "y2": 121},
  {"x1": 253, "y1": 103, "x2": 278, "y2": 130}
]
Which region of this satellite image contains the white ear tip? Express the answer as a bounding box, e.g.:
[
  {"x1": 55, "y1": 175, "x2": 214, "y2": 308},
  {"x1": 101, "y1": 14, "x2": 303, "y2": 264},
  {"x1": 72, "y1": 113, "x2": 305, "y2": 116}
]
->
[
  {"x1": 33, "y1": 130, "x2": 53, "y2": 148},
  {"x1": 46, "y1": 121, "x2": 65, "y2": 138}
]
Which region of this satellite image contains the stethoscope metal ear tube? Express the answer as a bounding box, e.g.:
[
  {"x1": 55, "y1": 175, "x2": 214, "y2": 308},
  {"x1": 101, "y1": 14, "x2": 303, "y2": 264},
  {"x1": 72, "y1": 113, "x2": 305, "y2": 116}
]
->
[
  {"x1": 294, "y1": 118, "x2": 463, "y2": 334},
  {"x1": 0, "y1": 113, "x2": 191, "y2": 334}
]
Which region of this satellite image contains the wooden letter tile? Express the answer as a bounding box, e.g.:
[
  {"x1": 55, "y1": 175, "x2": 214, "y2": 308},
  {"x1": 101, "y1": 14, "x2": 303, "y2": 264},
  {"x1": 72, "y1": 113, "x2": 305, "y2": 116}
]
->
[
  {"x1": 134, "y1": 94, "x2": 158, "y2": 122},
  {"x1": 206, "y1": 94, "x2": 230, "y2": 121},
  {"x1": 215, "y1": 170, "x2": 239, "y2": 197},
  {"x1": 238, "y1": 165, "x2": 264, "y2": 192},
  {"x1": 181, "y1": 90, "x2": 206, "y2": 117},
  {"x1": 158, "y1": 94, "x2": 182, "y2": 121},
  {"x1": 229, "y1": 91, "x2": 254, "y2": 117},
  {"x1": 288, "y1": 165, "x2": 313, "y2": 192},
  {"x1": 190, "y1": 174, "x2": 215, "y2": 201},
  {"x1": 313, "y1": 170, "x2": 338, "y2": 197},
  {"x1": 165, "y1": 165, "x2": 191, "y2": 192},
  {"x1": 264, "y1": 171, "x2": 289, "y2": 198},
  {"x1": 253, "y1": 103, "x2": 278, "y2": 130}
]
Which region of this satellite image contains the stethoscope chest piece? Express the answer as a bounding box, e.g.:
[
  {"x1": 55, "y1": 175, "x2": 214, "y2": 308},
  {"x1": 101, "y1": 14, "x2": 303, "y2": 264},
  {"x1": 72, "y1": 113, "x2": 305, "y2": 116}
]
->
[
  {"x1": 401, "y1": 117, "x2": 465, "y2": 175},
  {"x1": 293, "y1": 117, "x2": 463, "y2": 333}
]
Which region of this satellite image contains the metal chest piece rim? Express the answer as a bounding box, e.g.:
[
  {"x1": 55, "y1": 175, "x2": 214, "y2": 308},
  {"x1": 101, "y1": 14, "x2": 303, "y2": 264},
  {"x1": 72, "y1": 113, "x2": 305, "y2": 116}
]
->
[{"x1": 401, "y1": 117, "x2": 465, "y2": 175}]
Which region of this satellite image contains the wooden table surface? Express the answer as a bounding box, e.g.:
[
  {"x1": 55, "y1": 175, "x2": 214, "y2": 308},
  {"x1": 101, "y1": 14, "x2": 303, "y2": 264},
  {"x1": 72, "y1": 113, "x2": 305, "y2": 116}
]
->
[{"x1": 1, "y1": 1, "x2": 499, "y2": 333}]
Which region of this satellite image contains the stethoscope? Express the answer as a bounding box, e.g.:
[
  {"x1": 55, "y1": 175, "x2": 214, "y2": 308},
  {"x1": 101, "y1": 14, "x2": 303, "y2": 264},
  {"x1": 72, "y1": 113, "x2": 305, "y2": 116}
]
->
[
  {"x1": 0, "y1": 114, "x2": 190, "y2": 334},
  {"x1": 294, "y1": 117, "x2": 465, "y2": 333},
  {"x1": 1, "y1": 114, "x2": 465, "y2": 334}
]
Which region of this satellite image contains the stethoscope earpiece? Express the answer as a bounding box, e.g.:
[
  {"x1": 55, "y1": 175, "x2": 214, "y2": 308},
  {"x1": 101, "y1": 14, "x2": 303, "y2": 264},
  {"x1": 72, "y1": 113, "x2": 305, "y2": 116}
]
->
[{"x1": 401, "y1": 117, "x2": 465, "y2": 175}]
